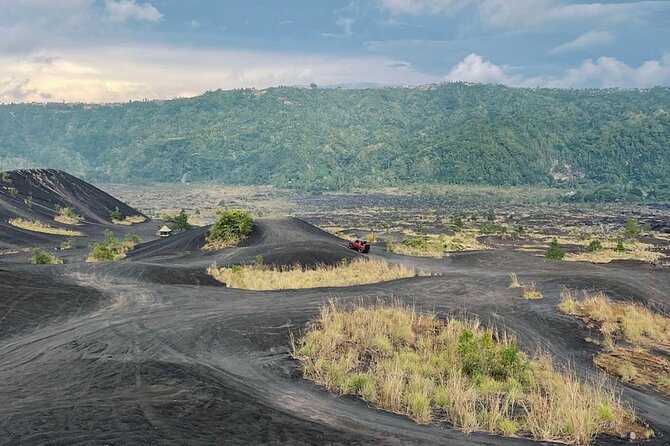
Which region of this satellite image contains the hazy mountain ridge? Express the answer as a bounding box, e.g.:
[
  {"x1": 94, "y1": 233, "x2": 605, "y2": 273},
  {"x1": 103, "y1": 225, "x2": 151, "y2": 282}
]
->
[{"x1": 1, "y1": 83, "x2": 669, "y2": 195}]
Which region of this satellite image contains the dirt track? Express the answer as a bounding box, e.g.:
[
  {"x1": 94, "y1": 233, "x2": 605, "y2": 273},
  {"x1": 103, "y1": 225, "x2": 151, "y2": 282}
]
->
[{"x1": 1, "y1": 212, "x2": 669, "y2": 445}]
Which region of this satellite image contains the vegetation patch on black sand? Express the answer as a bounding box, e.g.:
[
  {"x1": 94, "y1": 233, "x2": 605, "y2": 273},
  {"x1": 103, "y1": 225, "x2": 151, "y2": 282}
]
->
[
  {"x1": 203, "y1": 209, "x2": 254, "y2": 250},
  {"x1": 208, "y1": 258, "x2": 417, "y2": 290},
  {"x1": 292, "y1": 301, "x2": 650, "y2": 445},
  {"x1": 559, "y1": 290, "x2": 670, "y2": 396}
]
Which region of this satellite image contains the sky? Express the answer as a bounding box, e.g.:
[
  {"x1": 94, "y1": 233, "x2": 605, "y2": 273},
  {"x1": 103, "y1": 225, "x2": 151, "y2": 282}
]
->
[{"x1": 1, "y1": 0, "x2": 669, "y2": 103}]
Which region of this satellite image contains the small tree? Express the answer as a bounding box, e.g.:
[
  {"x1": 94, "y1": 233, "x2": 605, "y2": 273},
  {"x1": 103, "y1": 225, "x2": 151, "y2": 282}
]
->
[
  {"x1": 615, "y1": 240, "x2": 626, "y2": 253},
  {"x1": 545, "y1": 238, "x2": 565, "y2": 260},
  {"x1": 164, "y1": 209, "x2": 193, "y2": 232},
  {"x1": 110, "y1": 206, "x2": 122, "y2": 221},
  {"x1": 587, "y1": 240, "x2": 602, "y2": 252},
  {"x1": 623, "y1": 219, "x2": 641, "y2": 238}
]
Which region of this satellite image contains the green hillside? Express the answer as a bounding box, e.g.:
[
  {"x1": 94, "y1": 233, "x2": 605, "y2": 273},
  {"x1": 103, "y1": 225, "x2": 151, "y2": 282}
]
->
[{"x1": 1, "y1": 83, "x2": 669, "y2": 197}]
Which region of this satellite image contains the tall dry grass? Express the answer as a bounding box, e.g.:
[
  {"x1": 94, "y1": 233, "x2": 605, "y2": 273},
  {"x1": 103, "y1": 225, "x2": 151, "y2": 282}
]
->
[
  {"x1": 9, "y1": 218, "x2": 83, "y2": 236},
  {"x1": 559, "y1": 290, "x2": 669, "y2": 347},
  {"x1": 292, "y1": 301, "x2": 645, "y2": 444},
  {"x1": 559, "y1": 289, "x2": 670, "y2": 396},
  {"x1": 208, "y1": 258, "x2": 417, "y2": 290}
]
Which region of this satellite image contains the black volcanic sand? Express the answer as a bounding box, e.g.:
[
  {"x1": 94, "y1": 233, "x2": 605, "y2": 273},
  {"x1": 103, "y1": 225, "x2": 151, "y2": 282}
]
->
[
  {"x1": 0, "y1": 169, "x2": 158, "y2": 251},
  {"x1": 1, "y1": 183, "x2": 669, "y2": 445}
]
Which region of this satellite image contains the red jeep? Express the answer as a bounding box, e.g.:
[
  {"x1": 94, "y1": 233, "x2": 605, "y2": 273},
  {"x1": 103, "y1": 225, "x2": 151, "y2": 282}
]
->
[{"x1": 348, "y1": 239, "x2": 371, "y2": 253}]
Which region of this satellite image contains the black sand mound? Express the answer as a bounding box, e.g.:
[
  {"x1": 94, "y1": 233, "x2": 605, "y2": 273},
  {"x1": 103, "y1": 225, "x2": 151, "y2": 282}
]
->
[
  {"x1": 0, "y1": 267, "x2": 106, "y2": 340},
  {"x1": 130, "y1": 217, "x2": 362, "y2": 269},
  {"x1": 0, "y1": 168, "x2": 151, "y2": 249}
]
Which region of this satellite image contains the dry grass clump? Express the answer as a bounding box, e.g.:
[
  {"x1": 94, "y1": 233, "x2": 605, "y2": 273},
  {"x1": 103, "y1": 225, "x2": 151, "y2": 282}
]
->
[
  {"x1": 508, "y1": 273, "x2": 522, "y2": 288},
  {"x1": 559, "y1": 290, "x2": 669, "y2": 347},
  {"x1": 292, "y1": 301, "x2": 645, "y2": 444},
  {"x1": 208, "y1": 258, "x2": 416, "y2": 290},
  {"x1": 559, "y1": 289, "x2": 670, "y2": 397},
  {"x1": 112, "y1": 215, "x2": 146, "y2": 225},
  {"x1": 508, "y1": 273, "x2": 543, "y2": 299},
  {"x1": 388, "y1": 232, "x2": 485, "y2": 258},
  {"x1": 9, "y1": 218, "x2": 83, "y2": 236},
  {"x1": 522, "y1": 283, "x2": 543, "y2": 300}
]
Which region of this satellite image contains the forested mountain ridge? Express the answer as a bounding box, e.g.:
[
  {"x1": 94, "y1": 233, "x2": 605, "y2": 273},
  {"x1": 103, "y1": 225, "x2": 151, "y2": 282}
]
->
[{"x1": 1, "y1": 83, "x2": 669, "y2": 195}]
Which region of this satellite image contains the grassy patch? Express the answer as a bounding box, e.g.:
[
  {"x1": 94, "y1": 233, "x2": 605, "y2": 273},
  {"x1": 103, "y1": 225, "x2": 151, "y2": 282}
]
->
[
  {"x1": 86, "y1": 230, "x2": 140, "y2": 262},
  {"x1": 564, "y1": 244, "x2": 662, "y2": 264},
  {"x1": 30, "y1": 248, "x2": 62, "y2": 265},
  {"x1": 388, "y1": 232, "x2": 485, "y2": 258},
  {"x1": 9, "y1": 218, "x2": 83, "y2": 236},
  {"x1": 292, "y1": 301, "x2": 645, "y2": 444},
  {"x1": 559, "y1": 289, "x2": 670, "y2": 396},
  {"x1": 54, "y1": 206, "x2": 83, "y2": 225},
  {"x1": 208, "y1": 258, "x2": 417, "y2": 290},
  {"x1": 112, "y1": 215, "x2": 146, "y2": 225}
]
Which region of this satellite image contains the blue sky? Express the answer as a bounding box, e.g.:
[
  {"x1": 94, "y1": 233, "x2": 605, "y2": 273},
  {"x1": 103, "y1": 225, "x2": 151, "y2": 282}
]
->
[{"x1": 1, "y1": 0, "x2": 669, "y2": 102}]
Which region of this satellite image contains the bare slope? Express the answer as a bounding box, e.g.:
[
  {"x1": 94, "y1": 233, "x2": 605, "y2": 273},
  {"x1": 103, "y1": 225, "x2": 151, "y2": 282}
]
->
[{"x1": 0, "y1": 168, "x2": 150, "y2": 249}]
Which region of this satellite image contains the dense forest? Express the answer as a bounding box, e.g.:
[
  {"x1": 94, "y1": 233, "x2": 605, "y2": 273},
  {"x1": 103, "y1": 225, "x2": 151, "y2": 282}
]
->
[{"x1": 1, "y1": 83, "x2": 669, "y2": 199}]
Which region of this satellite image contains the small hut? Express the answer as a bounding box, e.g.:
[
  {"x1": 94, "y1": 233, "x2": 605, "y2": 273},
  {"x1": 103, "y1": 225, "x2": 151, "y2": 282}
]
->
[{"x1": 157, "y1": 225, "x2": 173, "y2": 238}]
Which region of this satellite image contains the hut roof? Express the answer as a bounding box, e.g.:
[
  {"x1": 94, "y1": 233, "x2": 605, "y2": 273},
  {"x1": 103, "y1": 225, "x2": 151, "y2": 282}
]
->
[{"x1": 158, "y1": 225, "x2": 173, "y2": 233}]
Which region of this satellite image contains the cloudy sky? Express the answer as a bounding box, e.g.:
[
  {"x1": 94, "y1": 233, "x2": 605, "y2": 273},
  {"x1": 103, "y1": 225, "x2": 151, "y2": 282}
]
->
[{"x1": 1, "y1": 0, "x2": 669, "y2": 102}]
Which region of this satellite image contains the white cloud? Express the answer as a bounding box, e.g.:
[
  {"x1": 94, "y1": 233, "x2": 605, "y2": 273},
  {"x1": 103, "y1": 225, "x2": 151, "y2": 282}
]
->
[
  {"x1": 548, "y1": 54, "x2": 670, "y2": 88},
  {"x1": 378, "y1": 0, "x2": 472, "y2": 15},
  {"x1": 337, "y1": 16, "x2": 355, "y2": 36},
  {"x1": 445, "y1": 53, "x2": 522, "y2": 84},
  {"x1": 550, "y1": 31, "x2": 614, "y2": 54},
  {"x1": 105, "y1": 0, "x2": 162, "y2": 23},
  {"x1": 379, "y1": 0, "x2": 670, "y2": 29},
  {"x1": 444, "y1": 52, "x2": 670, "y2": 88}
]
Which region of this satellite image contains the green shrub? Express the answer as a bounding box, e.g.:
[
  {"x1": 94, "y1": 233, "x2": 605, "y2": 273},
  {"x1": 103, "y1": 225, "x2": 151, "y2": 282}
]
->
[
  {"x1": 60, "y1": 238, "x2": 77, "y2": 250},
  {"x1": 588, "y1": 240, "x2": 603, "y2": 252},
  {"x1": 31, "y1": 248, "x2": 62, "y2": 265},
  {"x1": 89, "y1": 243, "x2": 115, "y2": 261},
  {"x1": 401, "y1": 235, "x2": 428, "y2": 250},
  {"x1": 87, "y1": 229, "x2": 139, "y2": 262},
  {"x1": 124, "y1": 234, "x2": 141, "y2": 244},
  {"x1": 254, "y1": 254, "x2": 265, "y2": 270},
  {"x1": 545, "y1": 238, "x2": 565, "y2": 260},
  {"x1": 110, "y1": 206, "x2": 122, "y2": 221},
  {"x1": 615, "y1": 240, "x2": 626, "y2": 252},
  {"x1": 479, "y1": 223, "x2": 507, "y2": 234},
  {"x1": 623, "y1": 219, "x2": 641, "y2": 238},
  {"x1": 208, "y1": 210, "x2": 254, "y2": 245}
]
